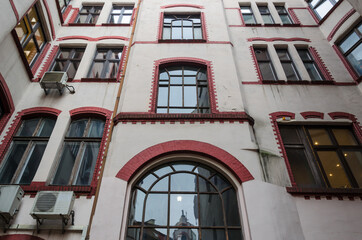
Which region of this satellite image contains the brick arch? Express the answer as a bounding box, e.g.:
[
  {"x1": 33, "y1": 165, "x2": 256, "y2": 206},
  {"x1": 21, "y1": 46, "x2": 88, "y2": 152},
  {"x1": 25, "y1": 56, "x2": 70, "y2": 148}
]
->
[
  {"x1": 0, "y1": 235, "x2": 45, "y2": 240},
  {"x1": 116, "y1": 140, "x2": 254, "y2": 183},
  {"x1": 69, "y1": 106, "x2": 112, "y2": 119}
]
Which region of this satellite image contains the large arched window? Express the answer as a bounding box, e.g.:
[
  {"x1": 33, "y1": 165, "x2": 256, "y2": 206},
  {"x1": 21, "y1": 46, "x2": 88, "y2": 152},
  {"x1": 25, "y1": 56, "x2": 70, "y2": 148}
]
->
[{"x1": 126, "y1": 162, "x2": 244, "y2": 240}]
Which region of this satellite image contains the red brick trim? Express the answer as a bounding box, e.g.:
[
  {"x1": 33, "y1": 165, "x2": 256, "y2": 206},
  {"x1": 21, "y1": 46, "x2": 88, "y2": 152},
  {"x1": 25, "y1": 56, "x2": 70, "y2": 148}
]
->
[
  {"x1": 0, "y1": 73, "x2": 15, "y2": 134},
  {"x1": 201, "y1": 12, "x2": 208, "y2": 42},
  {"x1": 117, "y1": 46, "x2": 128, "y2": 81},
  {"x1": 35, "y1": 45, "x2": 59, "y2": 81},
  {"x1": 328, "y1": 112, "x2": 362, "y2": 142},
  {"x1": 9, "y1": 0, "x2": 19, "y2": 22},
  {"x1": 114, "y1": 112, "x2": 254, "y2": 125},
  {"x1": 67, "y1": 7, "x2": 79, "y2": 24},
  {"x1": 161, "y1": 4, "x2": 204, "y2": 9},
  {"x1": 42, "y1": 0, "x2": 56, "y2": 39},
  {"x1": 288, "y1": 8, "x2": 301, "y2": 25},
  {"x1": 308, "y1": 47, "x2": 334, "y2": 81},
  {"x1": 116, "y1": 140, "x2": 254, "y2": 183},
  {"x1": 332, "y1": 45, "x2": 359, "y2": 81},
  {"x1": 269, "y1": 111, "x2": 297, "y2": 186},
  {"x1": 0, "y1": 234, "x2": 45, "y2": 240},
  {"x1": 149, "y1": 57, "x2": 218, "y2": 113},
  {"x1": 0, "y1": 107, "x2": 61, "y2": 166},
  {"x1": 300, "y1": 111, "x2": 324, "y2": 119},
  {"x1": 31, "y1": 43, "x2": 51, "y2": 76},
  {"x1": 306, "y1": 7, "x2": 320, "y2": 24},
  {"x1": 63, "y1": 5, "x2": 72, "y2": 21},
  {"x1": 56, "y1": 36, "x2": 129, "y2": 41},
  {"x1": 327, "y1": 9, "x2": 356, "y2": 41},
  {"x1": 69, "y1": 107, "x2": 112, "y2": 195},
  {"x1": 247, "y1": 37, "x2": 311, "y2": 42},
  {"x1": 249, "y1": 46, "x2": 263, "y2": 83}
]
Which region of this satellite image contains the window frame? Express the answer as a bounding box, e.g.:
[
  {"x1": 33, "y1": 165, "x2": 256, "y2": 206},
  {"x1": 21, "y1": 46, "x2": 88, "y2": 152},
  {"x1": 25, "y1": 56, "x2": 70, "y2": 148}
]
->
[
  {"x1": 57, "y1": 0, "x2": 71, "y2": 13},
  {"x1": 275, "y1": 6, "x2": 293, "y2": 24},
  {"x1": 75, "y1": 5, "x2": 103, "y2": 24},
  {"x1": 253, "y1": 47, "x2": 278, "y2": 81},
  {"x1": 307, "y1": 0, "x2": 339, "y2": 20},
  {"x1": 107, "y1": 5, "x2": 134, "y2": 25},
  {"x1": 240, "y1": 6, "x2": 257, "y2": 25},
  {"x1": 275, "y1": 48, "x2": 301, "y2": 81},
  {"x1": 49, "y1": 47, "x2": 85, "y2": 80},
  {"x1": 297, "y1": 48, "x2": 325, "y2": 81},
  {"x1": 87, "y1": 48, "x2": 123, "y2": 79},
  {"x1": 257, "y1": 5, "x2": 274, "y2": 24}
]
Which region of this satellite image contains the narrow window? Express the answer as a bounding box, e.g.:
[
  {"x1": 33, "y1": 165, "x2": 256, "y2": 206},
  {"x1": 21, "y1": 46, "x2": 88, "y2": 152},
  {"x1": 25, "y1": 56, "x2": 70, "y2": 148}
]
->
[
  {"x1": 126, "y1": 162, "x2": 244, "y2": 240},
  {"x1": 58, "y1": 0, "x2": 71, "y2": 12},
  {"x1": 279, "y1": 125, "x2": 362, "y2": 188},
  {"x1": 254, "y1": 48, "x2": 278, "y2": 81},
  {"x1": 50, "y1": 47, "x2": 85, "y2": 79},
  {"x1": 157, "y1": 65, "x2": 210, "y2": 113},
  {"x1": 258, "y1": 6, "x2": 274, "y2": 24},
  {"x1": 297, "y1": 49, "x2": 324, "y2": 81},
  {"x1": 240, "y1": 6, "x2": 256, "y2": 24},
  {"x1": 88, "y1": 48, "x2": 123, "y2": 79},
  {"x1": 108, "y1": 5, "x2": 133, "y2": 24},
  {"x1": 14, "y1": 6, "x2": 46, "y2": 66},
  {"x1": 276, "y1": 48, "x2": 300, "y2": 80},
  {"x1": 307, "y1": 0, "x2": 339, "y2": 20},
  {"x1": 337, "y1": 22, "x2": 362, "y2": 77},
  {"x1": 51, "y1": 118, "x2": 105, "y2": 186},
  {"x1": 162, "y1": 14, "x2": 202, "y2": 40},
  {"x1": 76, "y1": 5, "x2": 103, "y2": 24},
  {"x1": 275, "y1": 6, "x2": 293, "y2": 24},
  {"x1": 0, "y1": 118, "x2": 56, "y2": 185}
]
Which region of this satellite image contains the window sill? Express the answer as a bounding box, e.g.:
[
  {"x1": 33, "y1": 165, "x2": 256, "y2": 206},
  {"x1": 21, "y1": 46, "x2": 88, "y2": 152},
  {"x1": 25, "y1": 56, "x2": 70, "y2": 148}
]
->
[
  {"x1": 67, "y1": 23, "x2": 96, "y2": 27},
  {"x1": 158, "y1": 39, "x2": 207, "y2": 43},
  {"x1": 80, "y1": 78, "x2": 117, "y2": 82},
  {"x1": 101, "y1": 23, "x2": 131, "y2": 26},
  {"x1": 263, "y1": 23, "x2": 282, "y2": 27},
  {"x1": 286, "y1": 187, "x2": 362, "y2": 197},
  {"x1": 245, "y1": 23, "x2": 262, "y2": 27},
  {"x1": 281, "y1": 23, "x2": 301, "y2": 27}
]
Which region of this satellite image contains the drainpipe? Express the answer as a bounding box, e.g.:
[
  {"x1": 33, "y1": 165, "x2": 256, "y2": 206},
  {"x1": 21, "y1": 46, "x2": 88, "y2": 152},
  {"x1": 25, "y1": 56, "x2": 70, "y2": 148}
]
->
[{"x1": 85, "y1": 0, "x2": 142, "y2": 238}]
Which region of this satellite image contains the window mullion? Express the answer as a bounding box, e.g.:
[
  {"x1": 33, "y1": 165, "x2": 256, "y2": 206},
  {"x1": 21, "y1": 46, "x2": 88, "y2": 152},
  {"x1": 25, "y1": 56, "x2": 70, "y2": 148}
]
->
[{"x1": 69, "y1": 141, "x2": 86, "y2": 185}]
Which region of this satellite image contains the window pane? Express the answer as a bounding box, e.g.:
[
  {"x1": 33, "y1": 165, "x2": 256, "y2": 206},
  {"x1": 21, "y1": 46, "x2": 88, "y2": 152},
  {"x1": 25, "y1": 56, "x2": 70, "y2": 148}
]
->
[
  {"x1": 172, "y1": 27, "x2": 182, "y2": 39},
  {"x1": 126, "y1": 228, "x2": 140, "y2": 240},
  {"x1": 170, "y1": 76, "x2": 182, "y2": 84},
  {"x1": 74, "y1": 142, "x2": 100, "y2": 185},
  {"x1": 78, "y1": 15, "x2": 88, "y2": 23},
  {"x1": 200, "y1": 194, "x2": 224, "y2": 226},
  {"x1": 58, "y1": 49, "x2": 71, "y2": 59},
  {"x1": 24, "y1": 38, "x2": 37, "y2": 64},
  {"x1": 228, "y1": 229, "x2": 244, "y2": 240},
  {"x1": 67, "y1": 62, "x2": 78, "y2": 79},
  {"x1": 194, "y1": 27, "x2": 202, "y2": 39},
  {"x1": 199, "y1": 176, "x2": 217, "y2": 192},
  {"x1": 343, "y1": 151, "x2": 362, "y2": 187},
  {"x1": 37, "y1": 118, "x2": 56, "y2": 137},
  {"x1": 317, "y1": 151, "x2": 351, "y2": 188},
  {"x1": 332, "y1": 129, "x2": 358, "y2": 145},
  {"x1": 122, "y1": 16, "x2": 132, "y2": 24},
  {"x1": 184, "y1": 76, "x2": 196, "y2": 84},
  {"x1": 171, "y1": 173, "x2": 197, "y2": 191},
  {"x1": 128, "y1": 189, "x2": 145, "y2": 226},
  {"x1": 279, "y1": 126, "x2": 302, "y2": 144},
  {"x1": 110, "y1": 15, "x2": 119, "y2": 23},
  {"x1": 183, "y1": 27, "x2": 193, "y2": 39},
  {"x1": 162, "y1": 27, "x2": 171, "y2": 39},
  {"x1": 157, "y1": 87, "x2": 168, "y2": 107},
  {"x1": 258, "y1": 6, "x2": 270, "y2": 14},
  {"x1": 315, "y1": 1, "x2": 333, "y2": 19},
  {"x1": 305, "y1": 63, "x2": 323, "y2": 80},
  {"x1": 143, "y1": 228, "x2": 167, "y2": 240},
  {"x1": 87, "y1": 119, "x2": 105, "y2": 138},
  {"x1": 16, "y1": 118, "x2": 40, "y2": 136},
  {"x1": 15, "y1": 20, "x2": 28, "y2": 43},
  {"x1": 28, "y1": 7, "x2": 39, "y2": 27},
  {"x1": 67, "y1": 119, "x2": 88, "y2": 137},
  {"x1": 138, "y1": 174, "x2": 157, "y2": 191},
  {"x1": 276, "y1": 50, "x2": 290, "y2": 60},
  {"x1": 243, "y1": 15, "x2": 256, "y2": 24},
  {"x1": 0, "y1": 141, "x2": 28, "y2": 184},
  {"x1": 89, "y1": 62, "x2": 104, "y2": 78},
  {"x1": 169, "y1": 86, "x2": 182, "y2": 106},
  {"x1": 222, "y1": 188, "x2": 241, "y2": 226},
  {"x1": 198, "y1": 87, "x2": 210, "y2": 109},
  {"x1": 262, "y1": 15, "x2": 274, "y2": 24},
  {"x1": 308, "y1": 128, "x2": 332, "y2": 146},
  {"x1": 144, "y1": 194, "x2": 168, "y2": 226},
  {"x1": 276, "y1": 6, "x2": 287, "y2": 14},
  {"x1": 154, "y1": 165, "x2": 173, "y2": 177},
  {"x1": 254, "y1": 49, "x2": 269, "y2": 61},
  {"x1": 280, "y1": 15, "x2": 292, "y2": 24},
  {"x1": 52, "y1": 142, "x2": 81, "y2": 185},
  {"x1": 34, "y1": 29, "x2": 45, "y2": 48},
  {"x1": 16, "y1": 141, "x2": 47, "y2": 184},
  {"x1": 170, "y1": 194, "x2": 198, "y2": 226},
  {"x1": 339, "y1": 32, "x2": 359, "y2": 53},
  {"x1": 259, "y1": 62, "x2": 276, "y2": 80},
  {"x1": 184, "y1": 86, "x2": 196, "y2": 107},
  {"x1": 209, "y1": 175, "x2": 230, "y2": 191},
  {"x1": 150, "y1": 176, "x2": 168, "y2": 191},
  {"x1": 201, "y1": 229, "x2": 226, "y2": 240},
  {"x1": 170, "y1": 228, "x2": 198, "y2": 240},
  {"x1": 105, "y1": 62, "x2": 119, "y2": 78},
  {"x1": 240, "y1": 7, "x2": 252, "y2": 14},
  {"x1": 346, "y1": 44, "x2": 362, "y2": 76},
  {"x1": 298, "y1": 49, "x2": 312, "y2": 61},
  {"x1": 282, "y1": 63, "x2": 299, "y2": 80}
]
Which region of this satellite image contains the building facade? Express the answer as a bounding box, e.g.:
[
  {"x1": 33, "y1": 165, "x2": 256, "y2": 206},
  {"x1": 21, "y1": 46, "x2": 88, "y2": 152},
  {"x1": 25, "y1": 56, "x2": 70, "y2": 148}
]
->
[{"x1": 0, "y1": 0, "x2": 361, "y2": 239}]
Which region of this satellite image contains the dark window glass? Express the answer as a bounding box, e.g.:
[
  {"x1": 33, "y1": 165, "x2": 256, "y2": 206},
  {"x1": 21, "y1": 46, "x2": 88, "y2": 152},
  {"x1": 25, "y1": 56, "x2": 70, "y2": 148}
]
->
[
  {"x1": 14, "y1": 6, "x2": 46, "y2": 66},
  {"x1": 254, "y1": 48, "x2": 277, "y2": 81},
  {"x1": 58, "y1": 0, "x2": 71, "y2": 12},
  {"x1": 276, "y1": 49, "x2": 300, "y2": 80},
  {"x1": 126, "y1": 162, "x2": 244, "y2": 239},
  {"x1": 163, "y1": 14, "x2": 202, "y2": 40},
  {"x1": 76, "y1": 5, "x2": 103, "y2": 24},
  {"x1": 51, "y1": 118, "x2": 105, "y2": 186},
  {"x1": 337, "y1": 22, "x2": 362, "y2": 77},
  {"x1": 0, "y1": 118, "x2": 55, "y2": 184},
  {"x1": 108, "y1": 5, "x2": 133, "y2": 24},
  {"x1": 258, "y1": 6, "x2": 274, "y2": 24},
  {"x1": 279, "y1": 125, "x2": 362, "y2": 188},
  {"x1": 308, "y1": 0, "x2": 339, "y2": 20},
  {"x1": 297, "y1": 49, "x2": 324, "y2": 81},
  {"x1": 240, "y1": 6, "x2": 256, "y2": 24},
  {"x1": 88, "y1": 48, "x2": 123, "y2": 79},
  {"x1": 50, "y1": 48, "x2": 84, "y2": 79},
  {"x1": 157, "y1": 66, "x2": 210, "y2": 113},
  {"x1": 275, "y1": 6, "x2": 293, "y2": 24}
]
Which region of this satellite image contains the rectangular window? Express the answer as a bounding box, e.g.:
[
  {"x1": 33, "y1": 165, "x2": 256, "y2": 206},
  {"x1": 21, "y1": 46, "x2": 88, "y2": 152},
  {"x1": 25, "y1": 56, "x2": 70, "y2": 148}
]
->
[
  {"x1": 240, "y1": 6, "x2": 256, "y2": 24},
  {"x1": 108, "y1": 5, "x2": 133, "y2": 24},
  {"x1": 162, "y1": 14, "x2": 202, "y2": 40},
  {"x1": 88, "y1": 48, "x2": 123, "y2": 79},
  {"x1": 308, "y1": 0, "x2": 339, "y2": 20},
  {"x1": 76, "y1": 5, "x2": 103, "y2": 24},
  {"x1": 275, "y1": 6, "x2": 293, "y2": 24},
  {"x1": 297, "y1": 49, "x2": 324, "y2": 81},
  {"x1": 338, "y1": 22, "x2": 362, "y2": 77},
  {"x1": 258, "y1": 6, "x2": 274, "y2": 24},
  {"x1": 279, "y1": 125, "x2": 362, "y2": 189},
  {"x1": 14, "y1": 6, "x2": 46, "y2": 66},
  {"x1": 50, "y1": 47, "x2": 85, "y2": 79},
  {"x1": 276, "y1": 48, "x2": 300, "y2": 80},
  {"x1": 58, "y1": 0, "x2": 71, "y2": 12},
  {"x1": 254, "y1": 47, "x2": 278, "y2": 81}
]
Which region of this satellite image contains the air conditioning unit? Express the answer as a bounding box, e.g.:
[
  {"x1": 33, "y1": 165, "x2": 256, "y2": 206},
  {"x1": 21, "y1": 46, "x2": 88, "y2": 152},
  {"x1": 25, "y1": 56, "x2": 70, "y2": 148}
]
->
[
  {"x1": 39, "y1": 71, "x2": 68, "y2": 95},
  {"x1": 30, "y1": 191, "x2": 75, "y2": 220},
  {"x1": 0, "y1": 185, "x2": 24, "y2": 224}
]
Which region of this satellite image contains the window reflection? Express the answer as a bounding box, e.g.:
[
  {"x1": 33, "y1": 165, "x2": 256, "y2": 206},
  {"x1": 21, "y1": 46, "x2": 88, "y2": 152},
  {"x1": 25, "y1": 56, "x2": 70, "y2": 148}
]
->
[{"x1": 163, "y1": 15, "x2": 202, "y2": 40}]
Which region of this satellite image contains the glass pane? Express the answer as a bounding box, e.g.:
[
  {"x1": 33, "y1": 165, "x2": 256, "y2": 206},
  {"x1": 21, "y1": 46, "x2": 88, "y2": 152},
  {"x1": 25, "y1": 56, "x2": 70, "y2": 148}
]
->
[
  {"x1": 163, "y1": 27, "x2": 171, "y2": 40},
  {"x1": 197, "y1": 71, "x2": 207, "y2": 80},
  {"x1": 0, "y1": 141, "x2": 28, "y2": 184},
  {"x1": 168, "y1": 68, "x2": 183, "y2": 76},
  {"x1": 128, "y1": 189, "x2": 146, "y2": 225},
  {"x1": 126, "y1": 228, "x2": 140, "y2": 240},
  {"x1": 194, "y1": 28, "x2": 202, "y2": 39},
  {"x1": 183, "y1": 27, "x2": 193, "y2": 39},
  {"x1": 16, "y1": 118, "x2": 40, "y2": 136},
  {"x1": 138, "y1": 174, "x2": 157, "y2": 191},
  {"x1": 308, "y1": 128, "x2": 332, "y2": 146},
  {"x1": 286, "y1": 148, "x2": 318, "y2": 187},
  {"x1": 171, "y1": 173, "x2": 197, "y2": 192},
  {"x1": 87, "y1": 119, "x2": 105, "y2": 138},
  {"x1": 95, "y1": 50, "x2": 108, "y2": 59},
  {"x1": 343, "y1": 151, "x2": 362, "y2": 187},
  {"x1": 24, "y1": 38, "x2": 37, "y2": 64},
  {"x1": 37, "y1": 118, "x2": 56, "y2": 137},
  {"x1": 209, "y1": 175, "x2": 230, "y2": 191},
  {"x1": 228, "y1": 229, "x2": 243, "y2": 240},
  {"x1": 282, "y1": 63, "x2": 299, "y2": 80},
  {"x1": 15, "y1": 20, "x2": 28, "y2": 43},
  {"x1": 173, "y1": 163, "x2": 195, "y2": 171},
  {"x1": 201, "y1": 229, "x2": 226, "y2": 240},
  {"x1": 172, "y1": 27, "x2": 182, "y2": 39},
  {"x1": 53, "y1": 61, "x2": 66, "y2": 71},
  {"x1": 52, "y1": 142, "x2": 81, "y2": 185},
  {"x1": 276, "y1": 6, "x2": 287, "y2": 14},
  {"x1": 298, "y1": 49, "x2": 312, "y2": 61},
  {"x1": 89, "y1": 62, "x2": 104, "y2": 78},
  {"x1": 110, "y1": 15, "x2": 120, "y2": 23},
  {"x1": 305, "y1": 63, "x2": 323, "y2": 80},
  {"x1": 243, "y1": 15, "x2": 256, "y2": 24},
  {"x1": 90, "y1": 15, "x2": 99, "y2": 24},
  {"x1": 194, "y1": 166, "x2": 214, "y2": 178},
  {"x1": 258, "y1": 6, "x2": 270, "y2": 14},
  {"x1": 169, "y1": 108, "x2": 196, "y2": 114},
  {"x1": 280, "y1": 15, "x2": 292, "y2": 24},
  {"x1": 156, "y1": 108, "x2": 167, "y2": 113},
  {"x1": 262, "y1": 15, "x2": 274, "y2": 24},
  {"x1": 346, "y1": 44, "x2": 362, "y2": 76},
  {"x1": 159, "y1": 71, "x2": 169, "y2": 80},
  {"x1": 67, "y1": 119, "x2": 88, "y2": 137},
  {"x1": 254, "y1": 49, "x2": 269, "y2": 61},
  {"x1": 169, "y1": 86, "x2": 182, "y2": 107},
  {"x1": 199, "y1": 177, "x2": 217, "y2": 192},
  {"x1": 74, "y1": 142, "x2": 100, "y2": 185},
  {"x1": 154, "y1": 165, "x2": 173, "y2": 177},
  {"x1": 28, "y1": 7, "x2": 39, "y2": 28},
  {"x1": 144, "y1": 194, "x2": 168, "y2": 226},
  {"x1": 276, "y1": 50, "x2": 290, "y2": 60},
  {"x1": 222, "y1": 188, "x2": 241, "y2": 226},
  {"x1": 170, "y1": 228, "x2": 198, "y2": 240},
  {"x1": 240, "y1": 7, "x2": 252, "y2": 14},
  {"x1": 67, "y1": 62, "x2": 78, "y2": 79},
  {"x1": 259, "y1": 62, "x2": 276, "y2": 80},
  {"x1": 339, "y1": 32, "x2": 359, "y2": 53},
  {"x1": 77, "y1": 15, "x2": 88, "y2": 23},
  {"x1": 198, "y1": 87, "x2": 209, "y2": 109},
  {"x1": 157, "y1": 87, "x2": 168, "y2": 107},
  {"x1": 143, "y1": 228, "x2": 167, "y2": 240},
  {"x1": 122, "y1": 16, "x2": 132, "y2": 24},
  {"x1": 106, "y1": 62, "x2": 120, "y2": 78},
  {"x1": 170, "y1": 76, "x2": 182, "y2": 84},
  {"x1": 279, "y1": 126, "x2": 302, "y2": 144},
  {"x1": 34, "y1": 29, "x2": 45, "y2": 48},
  {"x1": 58, "y1": 49, "x2": 71, "y2": 59},
  {"x1": 184, "y1": 86, "x2": 197, "y2": 107},
  {"x1": 332, "y1": 129, "x2": 358, "y2": 145},
  {"x1": 150, "y1": 176, "x2": 168, "y2": 191},
  {"x1": 184, "y1": 76, "x2": 196, "y2": 84},
  {"x1": 315, "y1": 1, "x2": 333, "y2": 19},
  {"x1": 170, "y1": 194, "x2": 198, "y2": 226},
  {"x1": 317, "y1": 151, "x2": 351, "y2": 188},
  {"x1": 110, "y1": 50, "x2": 123, "y2": 59},
  {"x1": 200, "y1": 194, "x2": 224, "y2": 226},
  {"x1": 16, "y1": 142, "x2": 47, "y2": 184}
]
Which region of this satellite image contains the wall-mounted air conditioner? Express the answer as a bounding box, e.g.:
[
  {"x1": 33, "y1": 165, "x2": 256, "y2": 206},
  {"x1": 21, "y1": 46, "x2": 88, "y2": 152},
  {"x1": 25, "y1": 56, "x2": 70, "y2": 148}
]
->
[
  {"x1": 0, "y1": 185, "x2": 24, "y2": 224},
  {"x1": 39, "y1": 71, "x2": 75, "y2": 95},
  {"x1": 30, "y1": 191, "x2": 75, "y2": 232}
]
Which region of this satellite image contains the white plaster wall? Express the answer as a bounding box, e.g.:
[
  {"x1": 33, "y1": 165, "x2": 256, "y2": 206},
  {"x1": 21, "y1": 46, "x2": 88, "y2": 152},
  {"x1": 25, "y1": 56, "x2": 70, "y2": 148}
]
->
[{"x1": 0, "y1": 1, "x2": 17, "y2": 45}]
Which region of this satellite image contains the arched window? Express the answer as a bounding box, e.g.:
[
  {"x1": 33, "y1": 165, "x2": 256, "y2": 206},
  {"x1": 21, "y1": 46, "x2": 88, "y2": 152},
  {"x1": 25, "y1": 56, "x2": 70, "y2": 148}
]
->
[{"x1": 126, "y1": 162, "x2": 244, "y2": 240}]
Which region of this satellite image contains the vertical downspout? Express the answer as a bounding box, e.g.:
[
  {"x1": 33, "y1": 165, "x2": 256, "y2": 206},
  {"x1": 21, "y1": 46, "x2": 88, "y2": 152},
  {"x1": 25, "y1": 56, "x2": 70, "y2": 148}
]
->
[{"x1": 85, "y1": 0, "x2": 142, "y2": 238}]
